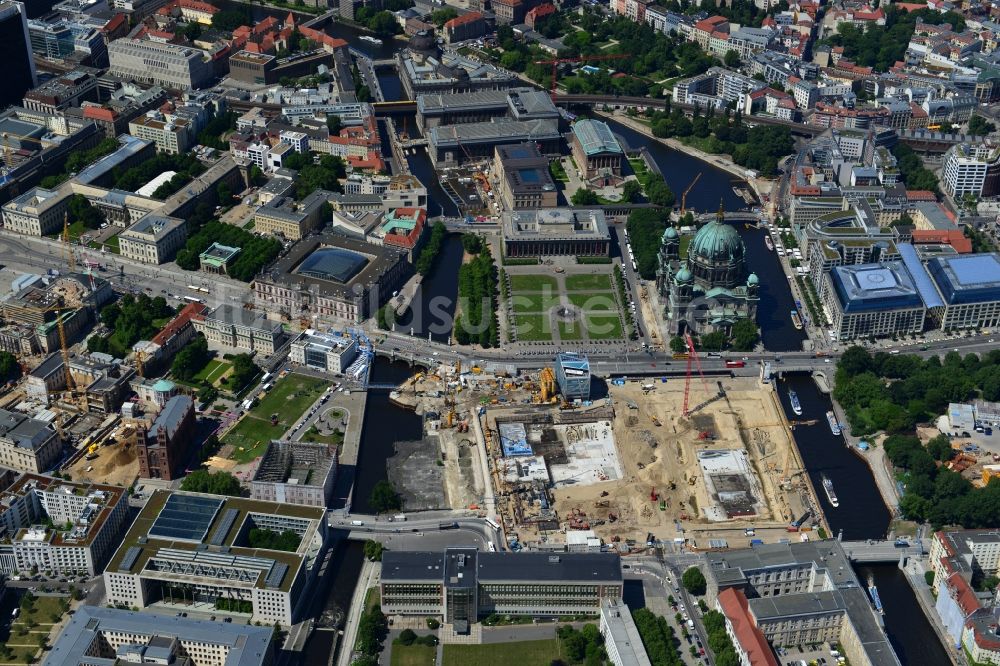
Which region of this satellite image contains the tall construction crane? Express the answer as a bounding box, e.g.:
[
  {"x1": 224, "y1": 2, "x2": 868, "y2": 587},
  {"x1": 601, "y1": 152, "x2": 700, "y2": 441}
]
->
[
  {"x1": 533, "y1": 54, "x2": 629, "y2": 98},
  {"x1": 681, "y1": 331, "x2": 712, "y2": 416},
  {"x1": 680, "y1": 172, "x2": 702, "y2": 216}
]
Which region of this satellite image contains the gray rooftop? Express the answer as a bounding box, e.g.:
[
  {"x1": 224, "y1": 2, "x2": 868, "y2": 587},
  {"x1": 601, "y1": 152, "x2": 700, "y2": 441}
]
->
[
  {"x1": 503, "y1": 209, "x2": 611, "y2": 242},
  {"x1": 123, "y1": 214, "x2": 185, "y2": 240},
  {"x1": 572, "y1": 119, "x2": 624, "y2": 156},
  {"x1": 0, "y1": 409, "x2": 57, "y2": 450},
  {"x1": 416, "y1": 87, "x2": 557, "y2": 120},
  {"x1": 204, "y1": 304, "x2": 282, "y2": 334},
  {"x1": 382, "y1": 550, "x2": 622, "y2": 585},
  {"x1": 429, "y1": 119, "x2": 560, "y2": 147},
  {"x1": 42, "y1": 606, "x2": 272, "y2": 666},
  {"x1": 830, "y1": 262, "x2": 924, "y2": 313},
  {"x1": 147, "y1": 395, "x2": 192, "y2": 442}
]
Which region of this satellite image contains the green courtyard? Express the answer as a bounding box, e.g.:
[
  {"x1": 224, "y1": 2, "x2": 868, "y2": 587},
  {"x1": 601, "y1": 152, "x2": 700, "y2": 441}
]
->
[
  {"x1": 3, "y1": 594, "x2": 69, "y2": 664},
  {"x1": 192, "y1": 360, "x2": 232, "y2": 386},
  {"x1": 222, "y1": 374, "x2": 331, "y2": 462},
  {"x1": 506, "y1": 271, "x2": 627, "y2": 344},
  {"x1": 442, "y1": 639, "x2": 563, "y2": 666}
]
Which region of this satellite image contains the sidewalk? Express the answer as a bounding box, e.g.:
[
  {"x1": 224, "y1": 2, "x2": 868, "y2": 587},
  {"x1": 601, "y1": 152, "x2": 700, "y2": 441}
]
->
[
  {"x1": 336, "y1": 558, "x2": 379, "y2": 666},
  {"x1": 902, "y1": 558, "x2": 965, "y2": 666}
]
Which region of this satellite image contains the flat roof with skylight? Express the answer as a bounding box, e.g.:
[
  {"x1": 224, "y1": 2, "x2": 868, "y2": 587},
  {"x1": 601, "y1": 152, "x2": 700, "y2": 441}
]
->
[{"x1": 927, "y1": 253, "x2": 1000, "y2": 304}]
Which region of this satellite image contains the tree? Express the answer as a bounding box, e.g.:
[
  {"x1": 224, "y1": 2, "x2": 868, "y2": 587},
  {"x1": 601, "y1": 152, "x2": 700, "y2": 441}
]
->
[
  {"x1": 621, "y1": 180, "x2": 643, "y2": 203},
  {"x1": 212, "y1": 8, "x2": 250, "y2": 31},
  {"x1": 626, "y1": 208, "x2": 669, "y2": 279},
  {"x1": 699, "y1": 331, "x2": 728, "y2": 351},
  {"x1": 369, "y1": 480, "x2": 402, "y2": 513},
  {"x1": 0, "y1": 351, "x2": 21, "y2": 383},
  {"x1": 398, "y1": 629, "x2": 417, "y2": 646},
  {"x1": 364, "y1": 539, "x2": 385, "y2": 561},
  {"x1": 228, "y1": 354, "x2": 259, "y2": 392},
  {"x1": 431, "y1": 6, "x2": 457, "y2": 26},
  {"x1": 179, "y1": 469, "x2": 243, "y2": 496},
  {"x1": 571, "y1": 188, "x2": 600, "y2": 205},
  {"x1": 645, "y1": 175, "x2": 676, "y2": 208},
  {"x1": 670, "y1": 336, "x2": 687, "y2": 354},
  {"x1": 682, "y1": 566, "x2": 706, "y2": 595},
  {"x1": 730, "y1": 318, "x2": 759, "y2": 352},
  {"x1": 68, "y1": 194, "x2": 105, "y2": 230},
  {"x1": 171, "y1": 334, "x2": 210, "y2": 382},
  {"x1": 968, "y1": 115, "x2": 996, "y2": 136},
  {"x1": 461, "y1": 233, "x2": 482, "y2": 254},
  {"x1": 326, "y1": 114, "x2": 342, "y2": 135},
  {"x1": 724, "y1": 49, "x2": 740, "y2": 67}
]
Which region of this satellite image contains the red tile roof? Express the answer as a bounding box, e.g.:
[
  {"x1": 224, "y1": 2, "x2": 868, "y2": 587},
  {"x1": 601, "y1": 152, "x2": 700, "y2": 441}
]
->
[
  {"x1": 445, "y1": 11, "x2": 484, "y2": 28},
  {"x1": 152, "y1": 303, "x2": 208, "y2": 346},
  {"x1": 717, "y1": 588, "x2": 779, "y2": 666}
]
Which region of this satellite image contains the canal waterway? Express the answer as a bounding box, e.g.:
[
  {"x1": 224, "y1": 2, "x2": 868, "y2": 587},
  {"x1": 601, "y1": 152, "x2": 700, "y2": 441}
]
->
[
  {"x1": 778, "y1": 374, "x2": 950, "y2": 666},
  {"x1": 394, "y1": 234, "x2": 464, "y2": 342}
]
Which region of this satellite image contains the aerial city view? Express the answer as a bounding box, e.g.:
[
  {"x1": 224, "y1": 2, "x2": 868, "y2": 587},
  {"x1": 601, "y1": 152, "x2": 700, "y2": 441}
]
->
[{"x1": 2, "y1": 0, "x2": 1000, "y2": 663}]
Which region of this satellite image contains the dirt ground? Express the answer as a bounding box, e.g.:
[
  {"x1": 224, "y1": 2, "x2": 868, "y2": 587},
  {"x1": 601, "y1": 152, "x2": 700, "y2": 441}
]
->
[
  {"x1": 543, "y1": 377, "x2": 818, "y2": 549},
  {"x1": 66, "y1": 440, "x2": 139, "y2": 487}
]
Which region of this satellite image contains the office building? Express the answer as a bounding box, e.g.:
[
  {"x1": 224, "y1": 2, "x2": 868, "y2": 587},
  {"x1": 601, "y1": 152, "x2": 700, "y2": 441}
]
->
[
  {"x1": 942, "y1": 142, "x2": 1000, "y2": 198},
  {"x1": 136, "y1": 395, "x2": 196, "y2": 481},
  {"x1": 192, "y1": 304, "x2": 285, "y2": 355},
  {"x1": 380, "y1": 549, "x2": 622, "y2": 627},
  {"x1": 128, "y1": 110, "x2": 193, "y2": 155},
  {"x1": 0, "y1": 474, "x2": 128, "y2": 577},
  {"x1": 555, "y1": 352, "x2": 591, "y2": 401},
  {"x1": 44, "y1": 606, "x2": 274, "y2": 666},
  {"x1": 117, "y1": 214, "x2": 187, "y2": 265},
  {"x1": 22, "y1": 70, "x2": 99, "y2": 114},
  {"x1": 502, "y1": 209, "x2": 610, "y2": 258},
  {"x1": 108, "y1": 39, "x2": 213, "y2": 90},
  {"x1": 253, "y1": 190, "x2": 331, "y2": 240},
  {"x1": 230, "y1": 51, "x2": 278, "y2": 85},
  {"x1": 104, "y1": 490, "x2": 327, "y2": 625},
  {"x1": 495, "y1": 143, "x2": 558, "y2": 211},
  {"x1": 429, "y1": 119, "x2": 561, "y2": 167},
  {"x1": 289, "y1": 329, "x2": 358, "y2": 374},
  {"x1": 0, "y1": 2, "x2": 37, "y2": 110},
  {"x1": 415, "y1": 87, "x2": 558, "y2": 132},
  {"x1": 570, "y1": 119, "x2": 624, "y2": 185},
  {"x1": 705, "y1": 540, "x2": 901, "y2": 666},
  {"x1": 925, "y1": 253, "x2": 1000, "y2": 331},
  {"x1": 822, "y1": 262, "x2": 927, "y2": 340},
  {"x1": 253, "y1": 232, "x2": 410, "y2": 323},
  {"x1": 0, "y1": 409, "x2": 61, "y2": 474},
  {"x1": 600, "y1": 598, "x2": 652, "y2": 666},
  {"x1": 250, "y1": 440, "x2": 337, "y2": 507}
]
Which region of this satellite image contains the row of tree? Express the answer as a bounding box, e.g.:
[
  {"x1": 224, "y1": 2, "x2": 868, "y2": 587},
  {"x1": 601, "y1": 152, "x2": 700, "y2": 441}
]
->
[
  {"x1": 175, "y1": 220, "x2": 283, "y2": 282},
  {"x1": 631, "y1": 608, "x2": 683, "y2": 665},
  {"x1": 556, "y1": 624, "x2": 607, "y2": 665},
  {"x1": 891, "y1": 142, "x2": 941, "y2": 195},
  {"x1": 669, "y1": 320, "x2": 759, "y2": 354},
  {"x1": 453, "y1": 248, "x2": 499, "y2": 348},
  {"x1": 415, "y1": 222, "x2": 448, "y2": 275},
  {"x1": 626, "y1": 209, "x2": 669, "y2": 280},
  {"x1": 351, "y1": 604, "x2": 388, "y2": 666},
  {"x1": 702, "y1": 610, "x2": 740, "y2": 666},
  {"x1": 88, "y1": 294, "x2": 175, "y2": 359},
  {"x1": 179, "y1": 469, "x2": 242, "y2": 496},
  {"x1": 113, "y1": 153, "x2": 207, "y2": 195}
]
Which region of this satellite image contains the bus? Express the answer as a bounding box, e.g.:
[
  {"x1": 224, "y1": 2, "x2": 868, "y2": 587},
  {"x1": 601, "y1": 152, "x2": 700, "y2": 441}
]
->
[
  {"x1": 485, "y1": 517, "x2": 500, "y2": 531},
  {"x1": 725, "y1": 360, "x2": 746, "y2": 368},
  {"x1": 187, "y1": 285, "x2": 210, "y2": 294},
  {"x1": 183, "y1": 296, "x2": 205, "y2": 304},
  {"x1": 672, "y1": 352, "x2": 689, "y2": 360}
]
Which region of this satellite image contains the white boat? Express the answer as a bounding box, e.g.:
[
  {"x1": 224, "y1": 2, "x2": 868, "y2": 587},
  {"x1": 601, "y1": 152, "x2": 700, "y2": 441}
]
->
[
  {"x1": 822, "y1": 474, "x2": 839, "y2": 507},
  {"x1": 360, "y1": 35, "x2": 383, "y2": 45},
  {"x1": 765, "y1": 235, "x2": 774, "y2": 251},
  {"x1": 827, "y1": 411, "x2": 841, "y2": 436},
  {"x1": 788, "y1": 390, "x2": 802, "y2": 416}
]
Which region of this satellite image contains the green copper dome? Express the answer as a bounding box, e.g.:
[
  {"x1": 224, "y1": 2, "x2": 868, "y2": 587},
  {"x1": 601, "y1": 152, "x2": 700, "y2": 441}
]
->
[
  {"x1": 676, "y1": 265, "x2": 692, "y2": 282},
  {"x1": 662, "y1": 226, "x2": 678, "y2": 241},
  {"x1": 748, "y1": 272, "x2": 759, "y2": 285},
  {"x1": 688, "y1": 219, "x2": 744, "y2": 265}
]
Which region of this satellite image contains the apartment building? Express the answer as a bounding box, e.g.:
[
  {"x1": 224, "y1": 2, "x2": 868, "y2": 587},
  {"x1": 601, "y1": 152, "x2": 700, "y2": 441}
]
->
[
  {"x1": 929, "y1": 530, "x2": 1000, "y2": 659},
  {"x1": 117, "y1": 214, "x2": 187, "y2": 265},
  {"x1": 108, "y1": 39, "x2": 214, "y2": 90},
  {"x1": 380, "y1": 549, "x2": 623, "y2": 626},
  {"x1": 104, "y1": 490, "x2": 327, "y2": 625},
  {"x1": 0, "y1": 409, "x2": 61, "y2": 474},
  {"x1": 192, "y1": 304, "x2": 285, "y2": 355},
  {"x1": 0, "y1": 474, "x2": 128, "y2": 576}
]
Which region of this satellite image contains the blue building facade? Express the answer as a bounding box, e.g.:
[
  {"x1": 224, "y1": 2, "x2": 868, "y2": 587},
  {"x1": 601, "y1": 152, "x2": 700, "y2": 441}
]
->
[{"x1": 555, "y1": 352, "x2": 591, "y2": 401}]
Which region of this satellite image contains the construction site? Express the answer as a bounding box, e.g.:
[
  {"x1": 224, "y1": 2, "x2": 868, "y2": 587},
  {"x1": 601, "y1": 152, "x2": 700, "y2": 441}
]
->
[{"x1": 390, "y1": 347, "x2": 826, "y2": 553}]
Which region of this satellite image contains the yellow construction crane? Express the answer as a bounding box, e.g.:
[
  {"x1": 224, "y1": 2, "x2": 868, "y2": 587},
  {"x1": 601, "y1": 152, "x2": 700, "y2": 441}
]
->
[
  {"x1": 24, "y1": 304, "x2": 77, "y2": 394},
  {"x1": 539, "y1": 367, "x2": 556, "y2": 403},
  {"x1": 680, "y1": 172, "x2": 702, "y2": 216}
]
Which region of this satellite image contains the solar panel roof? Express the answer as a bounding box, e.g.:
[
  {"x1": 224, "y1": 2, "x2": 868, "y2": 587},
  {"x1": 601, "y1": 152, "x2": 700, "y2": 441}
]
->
[{"x1": 149, "y1": 494, "x2": 224, "y2": 543}]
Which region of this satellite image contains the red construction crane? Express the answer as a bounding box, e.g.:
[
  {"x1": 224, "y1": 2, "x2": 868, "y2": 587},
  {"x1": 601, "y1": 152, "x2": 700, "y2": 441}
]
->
[
  {"x1": 682, "y1": 331, "x2": 713, "y2": 416},
  {"x1": 533, "y1": 54, "x2": 629, "y2": 98}
]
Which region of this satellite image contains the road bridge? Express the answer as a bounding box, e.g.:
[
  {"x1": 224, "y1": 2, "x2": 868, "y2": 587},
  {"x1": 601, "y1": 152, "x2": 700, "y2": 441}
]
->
[{"x1": 841, "y1": 539, "x2": 926, "y2": 563}]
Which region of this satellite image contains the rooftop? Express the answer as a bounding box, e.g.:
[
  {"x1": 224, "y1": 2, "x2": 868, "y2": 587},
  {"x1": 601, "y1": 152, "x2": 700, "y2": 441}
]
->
[
  {"x1": 252, "y1": 439, "x2": 338, "y2": 489},
  {"x1": 830, "y1": 262, "x2": 924, "y2": 312},
  {"x1": 429, "y1": 119, "x2": 560, "y2": 147},
  {"x1": 571, "y1": 119, "x2": 623, "y2": 157},
  {"x1": 146, "y1": 395, "x2": 192, "y2": 442},
  {"x1": 44, "y1": 606, "x2": 273, "y2": 666},
  {"x1": 201, "y1": 304, "x2": 283, "y2": 335},
  {"x1": 123, "y1": 214, "x2": 185, "y2": 240},
  {"x1": 381, "y1": 549, "x2": 622, "y2": 584},
  {"x1": 503, "y1": 209, "x2": 610, "y2": 241},
  {"x1": 927, "y1": 253, "x2": 1000, "y2": 305},
  {"x1": 0, "y1": 409, "x2": 57, "y2": 450}
]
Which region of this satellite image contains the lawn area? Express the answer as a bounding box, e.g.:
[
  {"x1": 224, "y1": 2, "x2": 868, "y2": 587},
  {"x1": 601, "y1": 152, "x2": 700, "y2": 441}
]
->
[
  {"x1": 513, "y1": 314, "x2": 554, "y2": 342},
  {"x1": 549, "y1": 159, "x2": 569, "y2": 182},
  {"x1": 558, "y1": 319, "x2": 584, "y2": 341},
  {"x1": 5, "y1": 594, "x2": 69, "y2": 663},
  {"x1": 442, "y1": 639, "x2": 563, "y2": 666},
  {"x1": 586, "y1": 314, "x2": 625, "y2": 340},
  {"x1": 222, "y1": 374, "x2": 330, "y2": 462},
  {"x1": 565, "y1": 273, "x2": 612, "y2": 291},
  {"x1": 567, "y1": 292, "x2": 617, "y2": 311},
  {"x1": 391, "y1": 644, "x2": 436, "y2": 666},
  {"x1": 679, "y1": 234, "x2": 692, "y2": 258},
  {"x1": 509, "y1": 274, "x2": 558, "y2": 292},
  {"x1": 192, "y1": 359, "x2": 232, "y2": 385},
  {"x1": 510, "y1": 293, "x2": 559, "y2": 313}
]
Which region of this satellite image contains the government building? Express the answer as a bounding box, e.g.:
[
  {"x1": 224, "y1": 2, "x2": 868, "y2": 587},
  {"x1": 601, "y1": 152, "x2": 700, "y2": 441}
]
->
[
  {"x1": 656, "y1": 209, "x2": 759, "y2": 336},
  {"x1": 380, "y1": 549, "x2": 622, "y2": 631},
  {"x1": 822, "y1": 261, "x2": 927, "y2": 341}
]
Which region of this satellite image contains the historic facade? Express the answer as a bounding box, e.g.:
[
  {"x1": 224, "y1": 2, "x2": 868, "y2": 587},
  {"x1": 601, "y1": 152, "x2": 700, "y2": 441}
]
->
[{"x1": 656, "y1": 208, "x2": 759, "y2": 336}]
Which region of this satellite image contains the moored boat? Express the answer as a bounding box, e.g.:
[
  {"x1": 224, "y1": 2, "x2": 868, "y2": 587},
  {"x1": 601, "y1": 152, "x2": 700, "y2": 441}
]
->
[
  {"x1": 788, "y1": 390, "x2": 802, "y2": 416},
  {"x1": 822, "y1": 474, "x2": 839, "y2": 507},
  {"x1": 827, "y1": 411, "x2": 841, "y2": 435}
]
